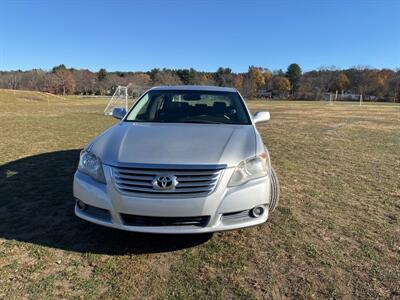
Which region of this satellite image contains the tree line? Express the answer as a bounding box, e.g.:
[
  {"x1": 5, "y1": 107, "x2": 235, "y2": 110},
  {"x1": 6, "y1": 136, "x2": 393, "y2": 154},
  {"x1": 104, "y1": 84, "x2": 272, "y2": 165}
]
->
[{"x1": 0, "y1": 64, "x2": 398, "y2": 102}]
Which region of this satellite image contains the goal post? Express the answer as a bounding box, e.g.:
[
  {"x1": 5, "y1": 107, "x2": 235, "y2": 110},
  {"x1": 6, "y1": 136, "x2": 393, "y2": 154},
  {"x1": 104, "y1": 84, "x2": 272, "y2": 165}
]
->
[{"x1": 104, "y1": 86, "x2": 129, "y2": 115}]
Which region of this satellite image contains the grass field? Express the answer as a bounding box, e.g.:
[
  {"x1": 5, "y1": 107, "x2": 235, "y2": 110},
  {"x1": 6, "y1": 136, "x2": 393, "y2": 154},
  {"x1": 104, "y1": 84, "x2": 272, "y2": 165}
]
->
[{"x1": 0, "y1": 89, "x2": 399, "y2": 299}]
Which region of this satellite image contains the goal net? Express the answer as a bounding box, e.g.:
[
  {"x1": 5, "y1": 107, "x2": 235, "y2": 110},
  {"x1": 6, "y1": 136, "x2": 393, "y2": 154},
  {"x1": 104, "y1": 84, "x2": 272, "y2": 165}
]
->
[
  {"x1": 322, "y1": 92, "x2": 364, "y2": 105},
  {"x1": 104, "y1": 86, "x2": 129, "y2": 115}
]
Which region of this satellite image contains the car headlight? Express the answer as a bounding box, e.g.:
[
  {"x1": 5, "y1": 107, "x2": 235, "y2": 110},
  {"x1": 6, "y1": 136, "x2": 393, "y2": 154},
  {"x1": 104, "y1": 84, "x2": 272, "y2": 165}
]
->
[
  {"x1": 78, "y1": 150, "x2": 106, "y2": 183},
  {"x1": 228, "y1": 153, "x2": 270, "y2": 187}
]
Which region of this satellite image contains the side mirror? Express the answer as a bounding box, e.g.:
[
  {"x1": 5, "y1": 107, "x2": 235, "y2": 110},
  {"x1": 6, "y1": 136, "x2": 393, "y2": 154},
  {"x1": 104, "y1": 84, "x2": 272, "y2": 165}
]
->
[
  {"x1": 111, "y1": 107, "x2": 127, "y2": 120},
  {"x1": 253, "y1": 111, "x2": 270, "y2": 124}
]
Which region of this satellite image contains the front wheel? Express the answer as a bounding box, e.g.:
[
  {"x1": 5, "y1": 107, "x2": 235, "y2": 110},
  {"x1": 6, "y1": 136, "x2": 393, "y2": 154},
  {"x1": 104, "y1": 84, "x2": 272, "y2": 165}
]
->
[{"x1": 269, "y1": 168, "x2": 280, "y2": 212}]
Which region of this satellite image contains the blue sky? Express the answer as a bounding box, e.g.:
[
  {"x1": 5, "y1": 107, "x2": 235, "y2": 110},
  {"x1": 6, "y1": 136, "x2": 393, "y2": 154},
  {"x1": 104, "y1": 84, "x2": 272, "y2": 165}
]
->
[{"x1": 0, "y1": 0, "x2": 399, "y2": 72}]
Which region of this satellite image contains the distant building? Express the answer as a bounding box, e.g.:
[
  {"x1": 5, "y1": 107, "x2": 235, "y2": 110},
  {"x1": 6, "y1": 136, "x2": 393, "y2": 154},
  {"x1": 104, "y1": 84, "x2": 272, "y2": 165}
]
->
[{"x1": 256, "y1": 89, "x2": 272, "y2": 99}]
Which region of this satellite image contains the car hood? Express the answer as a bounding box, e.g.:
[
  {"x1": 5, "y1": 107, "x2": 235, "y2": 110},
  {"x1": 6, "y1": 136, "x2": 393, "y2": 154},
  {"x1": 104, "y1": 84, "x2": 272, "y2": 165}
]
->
[{"x1": 89, "y1": 122, "x2": 256, "y2": 167}]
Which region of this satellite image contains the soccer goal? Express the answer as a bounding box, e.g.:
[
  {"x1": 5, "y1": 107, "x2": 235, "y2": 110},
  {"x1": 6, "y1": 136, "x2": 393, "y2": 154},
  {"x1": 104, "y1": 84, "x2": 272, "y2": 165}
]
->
[
  {"x1": 104, "y1": 86, "x2": 129, "y2": 115},
  {"x1": 322, "y1": 92, "x2": 339, "y2": 104},
  {"x1": 322, "y1": 92, "x2": 364, "y2": 105}
]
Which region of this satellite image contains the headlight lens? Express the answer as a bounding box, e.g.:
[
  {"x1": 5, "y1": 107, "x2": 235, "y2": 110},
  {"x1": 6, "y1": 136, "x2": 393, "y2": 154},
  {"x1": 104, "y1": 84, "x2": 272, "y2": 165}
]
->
[
  {"x1": 228, "y1": 153, "x2": 269, "y2": 187},
  {"x1": 78, "y1": 151, "x2": 106, "y2": 183}
]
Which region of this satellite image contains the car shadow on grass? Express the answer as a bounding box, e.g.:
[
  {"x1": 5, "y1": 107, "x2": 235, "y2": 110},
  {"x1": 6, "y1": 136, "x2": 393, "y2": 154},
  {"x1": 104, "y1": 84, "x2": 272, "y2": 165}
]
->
[{"x1": 0, "y1": 150, "x2": 212, "y2": 254}]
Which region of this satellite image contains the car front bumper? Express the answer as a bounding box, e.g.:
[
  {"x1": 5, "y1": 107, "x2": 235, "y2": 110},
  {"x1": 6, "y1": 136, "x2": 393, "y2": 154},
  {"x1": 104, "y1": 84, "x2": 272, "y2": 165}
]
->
[{"x1": 73, "y1": 165, "x2": 271, "y2": 234}]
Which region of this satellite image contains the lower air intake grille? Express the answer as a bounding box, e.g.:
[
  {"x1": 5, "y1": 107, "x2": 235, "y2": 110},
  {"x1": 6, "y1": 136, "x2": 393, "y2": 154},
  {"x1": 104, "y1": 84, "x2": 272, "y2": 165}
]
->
[
  {"x1": 221, "y1": 210, "x2": 251, "y2": 225},
  {"x1": 120, "y1": 214, "x2": 210, "y2": 227}
]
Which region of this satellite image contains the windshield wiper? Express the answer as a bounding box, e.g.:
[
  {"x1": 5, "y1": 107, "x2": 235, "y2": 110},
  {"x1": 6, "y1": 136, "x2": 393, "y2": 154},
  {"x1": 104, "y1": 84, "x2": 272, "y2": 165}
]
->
[
  {"x1": 182, "y1": 120, "x2": 224, "y2": 124},
  {"x1": 127, "y1": 120, "x2": 226, "y2": 124}
]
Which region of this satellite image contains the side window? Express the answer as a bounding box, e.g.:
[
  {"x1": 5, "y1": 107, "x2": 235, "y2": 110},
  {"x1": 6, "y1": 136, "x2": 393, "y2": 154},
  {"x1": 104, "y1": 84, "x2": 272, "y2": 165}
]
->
[{"x1": 126, "y1": 93, "x2": 150, "y2": 121}]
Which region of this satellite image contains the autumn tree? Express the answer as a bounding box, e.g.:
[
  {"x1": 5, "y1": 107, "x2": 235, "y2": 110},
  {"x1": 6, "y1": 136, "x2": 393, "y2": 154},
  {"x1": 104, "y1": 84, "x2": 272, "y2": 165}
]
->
[
  {"x1": 248, "y1": 67, "x2": 265, "y2": 88},
  {"x1": 128, "y1": 73, "x2": 151, "y2": 87},
  {"x1": 74, "y1": 69, "x2": 96, "y2": 94},
  {"x1": 374, "y1": 70, "x2": 392, "y2": 98},
  {"x1": 56, "y1": 70, "x2": 75, "y2": 95},
  {"x1": 0, "y1": 65, "x2": 398, "y2": 101},
  {"x1": 262, "y1": 70, "x2": 272, "y2": 88},
  {"x1": 242, "y1": 66, "x2": 270, "y2": 98},
  {"x1": 330, "y1": 72, "x2": 350, "y2": 94},
  {"x1": 192, "y1": 73, "x2": 216, "y2": 86},
  {"x1": 6, "y1": 72, "x2": 23, "y2": 89},
  {"x1": 150, "y1": 69, "x2": 182, "y2": 86},
  {"x1": 21, "y1": 69, "x2": 46, "y2": 91},
  {"x1": 387, "y1": 72, "x2": 400, "y2": 102},
  {"x1": 347, "y1": 69, "x2": 384, "y2": 98},
  {"x1": 272, "y1": 76, "x2": 290, "y2": 98},
  {"x1": 50, "y1": 65, "x2": 75, "y2": 95},
  {"x1": 234, "y1": 74, "x2": 244, "y2": 91}
]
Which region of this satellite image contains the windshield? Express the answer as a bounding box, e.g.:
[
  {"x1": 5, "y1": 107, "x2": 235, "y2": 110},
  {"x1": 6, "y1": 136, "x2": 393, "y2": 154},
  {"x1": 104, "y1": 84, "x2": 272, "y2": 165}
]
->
[{"x1": 125, "y1": 90, "x2": 251, "y2": 124}]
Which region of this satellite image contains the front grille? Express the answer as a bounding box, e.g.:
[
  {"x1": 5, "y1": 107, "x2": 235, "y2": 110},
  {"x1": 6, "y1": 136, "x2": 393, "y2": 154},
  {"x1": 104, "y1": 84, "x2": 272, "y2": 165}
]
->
[
  {"x1": 121, "y1": 214, "x2": 210, "y2": 227},
  {"x1": 111, "y1": 164, "x2": 224, "y2": 197}
]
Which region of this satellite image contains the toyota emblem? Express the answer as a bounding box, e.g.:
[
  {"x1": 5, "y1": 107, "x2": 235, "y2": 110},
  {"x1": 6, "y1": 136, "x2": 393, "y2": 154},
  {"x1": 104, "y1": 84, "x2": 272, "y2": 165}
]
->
[{"x1": 152, "y1": 175, "x2": 178, "y2": 190}]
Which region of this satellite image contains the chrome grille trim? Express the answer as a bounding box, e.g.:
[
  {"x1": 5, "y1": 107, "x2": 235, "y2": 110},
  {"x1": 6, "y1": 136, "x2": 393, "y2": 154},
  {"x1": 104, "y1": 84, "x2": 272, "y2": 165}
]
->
[{"x1": 111, "y1": 164, "x2": 225, "y2": 198}]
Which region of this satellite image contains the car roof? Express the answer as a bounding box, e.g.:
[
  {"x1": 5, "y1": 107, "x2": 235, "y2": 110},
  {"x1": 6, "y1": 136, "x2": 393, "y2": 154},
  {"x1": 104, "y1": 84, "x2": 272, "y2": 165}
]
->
[{"x1": 149, "y1": 85, "x2": 238, "y2": 93}]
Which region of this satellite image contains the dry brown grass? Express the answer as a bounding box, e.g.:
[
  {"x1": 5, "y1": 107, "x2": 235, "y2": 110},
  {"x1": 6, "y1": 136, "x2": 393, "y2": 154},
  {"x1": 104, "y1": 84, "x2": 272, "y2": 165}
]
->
[{"x1": 0, "y1": 91, "x2": 399, "y2": 299}]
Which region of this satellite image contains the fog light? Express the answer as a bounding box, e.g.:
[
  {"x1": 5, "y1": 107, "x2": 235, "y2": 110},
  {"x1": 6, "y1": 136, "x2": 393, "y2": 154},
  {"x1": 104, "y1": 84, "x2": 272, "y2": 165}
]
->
[
  {"x1": 251, "y1": 206, "x2": 265, "y2": 218},
  {"x1": 77, "y1": 200, "x2": 86, "y2": 210}
]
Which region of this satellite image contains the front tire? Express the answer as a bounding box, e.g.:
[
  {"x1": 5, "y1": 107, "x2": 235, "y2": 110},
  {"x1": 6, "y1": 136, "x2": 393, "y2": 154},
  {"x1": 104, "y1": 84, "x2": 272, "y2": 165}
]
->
[{"x1": 269, "y1": 168, "x2": 280, "y2": 211}]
